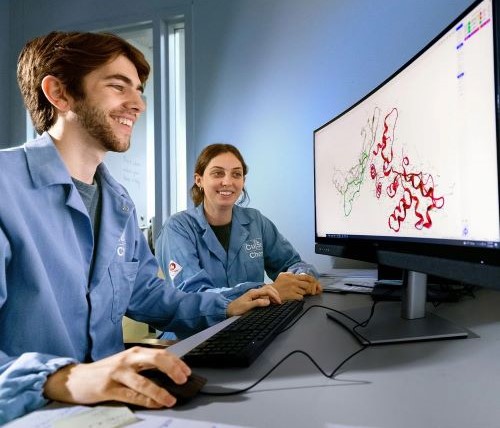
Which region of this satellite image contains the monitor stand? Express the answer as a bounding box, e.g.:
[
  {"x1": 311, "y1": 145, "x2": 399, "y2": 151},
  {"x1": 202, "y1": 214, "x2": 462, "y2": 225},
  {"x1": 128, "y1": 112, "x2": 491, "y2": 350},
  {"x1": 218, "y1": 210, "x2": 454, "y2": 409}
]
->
[{"x1": 327, "y1": 271, "x2": 469, "y2": 345}]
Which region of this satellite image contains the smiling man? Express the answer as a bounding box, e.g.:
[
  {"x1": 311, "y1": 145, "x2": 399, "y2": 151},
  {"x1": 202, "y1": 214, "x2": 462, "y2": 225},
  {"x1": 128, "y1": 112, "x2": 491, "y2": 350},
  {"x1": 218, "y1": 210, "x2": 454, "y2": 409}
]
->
[{"x1": 0, "y1": 31, "x2": 282, "y2": 424}]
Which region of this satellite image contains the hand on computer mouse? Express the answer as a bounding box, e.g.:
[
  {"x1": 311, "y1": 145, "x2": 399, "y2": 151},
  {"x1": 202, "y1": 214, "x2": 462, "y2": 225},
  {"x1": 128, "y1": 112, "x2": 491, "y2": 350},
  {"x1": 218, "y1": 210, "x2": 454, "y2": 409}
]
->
[
  {"x1": 139, "y1": 369, "x2": 207, "y2": 405},
  {"x1": 44, "y1": 346, "x2": 196, "y2": 410}
]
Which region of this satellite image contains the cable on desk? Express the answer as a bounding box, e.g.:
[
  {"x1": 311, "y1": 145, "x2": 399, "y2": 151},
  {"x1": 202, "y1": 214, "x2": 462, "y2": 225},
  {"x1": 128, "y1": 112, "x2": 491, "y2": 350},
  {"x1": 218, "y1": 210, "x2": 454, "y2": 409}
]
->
[
  {"x1": 279, "y1": 303, "x2": 365, "y2": 334},
  {"x1": 200, "y1": 288, "x2": 483, "y2": 404},
  {"x1": 199, "y1": 346, "x2": 368, "y2": 397},
  {"x1": 279, "y1": 302, "x2": 377, "y2": 346},
  {"x1": 200, "y1": 303, "x2": 373, "y2": 398}
]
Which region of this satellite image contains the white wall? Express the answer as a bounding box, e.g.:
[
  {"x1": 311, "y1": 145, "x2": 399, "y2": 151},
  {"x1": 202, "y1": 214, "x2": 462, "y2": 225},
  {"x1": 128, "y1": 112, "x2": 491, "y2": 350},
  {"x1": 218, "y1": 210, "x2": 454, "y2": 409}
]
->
[{"x1": 190, "y1": 0, "x2": 473, "y2": 272}]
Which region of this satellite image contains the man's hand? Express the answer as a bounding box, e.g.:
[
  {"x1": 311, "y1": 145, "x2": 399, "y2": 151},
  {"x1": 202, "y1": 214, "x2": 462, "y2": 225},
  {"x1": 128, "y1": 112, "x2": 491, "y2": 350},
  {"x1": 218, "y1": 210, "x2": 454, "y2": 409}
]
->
[
  {"x1": 271, "y1": 272, "x2": 323, "y2": 301},
  {"x1": 44, "y1": 346, "x2": 191, "y2": 408},
  {"x1": 227, "y1": 285, "x2": 282, "y2": 317}
]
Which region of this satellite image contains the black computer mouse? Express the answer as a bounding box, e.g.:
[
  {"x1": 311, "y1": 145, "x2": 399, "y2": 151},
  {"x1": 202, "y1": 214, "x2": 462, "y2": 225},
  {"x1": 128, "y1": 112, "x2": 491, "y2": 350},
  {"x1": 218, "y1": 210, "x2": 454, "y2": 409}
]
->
[{"x1": 140, "y1": 369, "x2": 207, "y2": 405}]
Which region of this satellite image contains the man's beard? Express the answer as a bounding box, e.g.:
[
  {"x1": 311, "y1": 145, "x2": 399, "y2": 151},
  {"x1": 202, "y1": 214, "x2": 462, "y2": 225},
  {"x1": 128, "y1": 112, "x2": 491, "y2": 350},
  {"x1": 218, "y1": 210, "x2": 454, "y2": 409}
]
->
[{"x1": 74, "y1": 100, "x2": 131, "y2": 153}]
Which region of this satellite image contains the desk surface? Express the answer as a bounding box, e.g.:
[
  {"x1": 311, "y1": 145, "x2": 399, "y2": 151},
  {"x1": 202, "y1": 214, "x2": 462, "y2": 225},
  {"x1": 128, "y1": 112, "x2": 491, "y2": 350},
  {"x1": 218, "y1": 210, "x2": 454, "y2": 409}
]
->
[{"x1": 150, "y1": 289, "x2": 500, "y2": 428}]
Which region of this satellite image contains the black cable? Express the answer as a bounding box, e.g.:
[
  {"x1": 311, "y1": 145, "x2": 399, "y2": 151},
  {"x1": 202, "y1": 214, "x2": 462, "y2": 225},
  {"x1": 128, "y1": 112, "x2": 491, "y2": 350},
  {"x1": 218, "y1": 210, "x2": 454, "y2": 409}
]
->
[
  {"x1": 279, "y1": 303, "x2": 363, "y2": 334},
  {"x1": 200, "y1": 303, "x2": 373, "y2": 397},
  {"x1": 200, "y1": 346, "x2": 368, "y2": 397},
  {"x1": 283, "y1": 302, "x2": 376, "y2": 351}
]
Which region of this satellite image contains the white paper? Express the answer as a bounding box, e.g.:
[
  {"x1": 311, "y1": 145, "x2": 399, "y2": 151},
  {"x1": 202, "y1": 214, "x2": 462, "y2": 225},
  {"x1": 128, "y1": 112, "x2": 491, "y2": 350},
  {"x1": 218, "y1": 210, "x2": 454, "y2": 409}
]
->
[{"x1": 5, "y1": 406, "x2": 250, "y2": 428}]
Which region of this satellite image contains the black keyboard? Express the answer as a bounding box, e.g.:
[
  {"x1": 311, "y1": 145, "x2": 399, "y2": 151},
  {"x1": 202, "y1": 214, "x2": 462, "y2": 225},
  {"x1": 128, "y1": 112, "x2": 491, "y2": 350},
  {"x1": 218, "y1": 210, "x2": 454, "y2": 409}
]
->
[{"x1": 183, "y1": 300, "x2": 304, "y2": 367}]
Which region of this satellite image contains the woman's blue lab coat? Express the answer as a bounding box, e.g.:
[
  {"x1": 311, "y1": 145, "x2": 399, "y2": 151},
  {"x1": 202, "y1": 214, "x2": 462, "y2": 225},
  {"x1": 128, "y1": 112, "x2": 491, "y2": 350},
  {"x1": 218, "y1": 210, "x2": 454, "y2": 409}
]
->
[
  {"x1": 0, "y1": 134, "x2": 229, "y2": 423},
  {"x1": 156, "y1": 204, "x2": 318, "y2": 300}
]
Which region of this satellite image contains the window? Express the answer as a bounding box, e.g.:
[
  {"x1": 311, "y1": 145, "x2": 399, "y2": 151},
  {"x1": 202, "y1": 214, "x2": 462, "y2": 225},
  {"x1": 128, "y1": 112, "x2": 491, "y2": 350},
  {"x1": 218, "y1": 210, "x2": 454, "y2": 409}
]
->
[
  {"x1": 106, "y1": 26, "x2": 155, "y2": 230},
  {"x1": 169, "y1": 23, "x2": 187, "y2": 213}
]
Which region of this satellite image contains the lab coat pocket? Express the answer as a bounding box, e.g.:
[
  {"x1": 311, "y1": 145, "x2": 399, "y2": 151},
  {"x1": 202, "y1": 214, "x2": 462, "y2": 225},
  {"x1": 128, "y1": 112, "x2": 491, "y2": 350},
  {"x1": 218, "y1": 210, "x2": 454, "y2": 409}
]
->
[
  {"x1": 109, "y1": 261, "x2": 139, "y2": 323},
  {"x1": 244, "y1": 257, "x2": 265, "y2": 282}
]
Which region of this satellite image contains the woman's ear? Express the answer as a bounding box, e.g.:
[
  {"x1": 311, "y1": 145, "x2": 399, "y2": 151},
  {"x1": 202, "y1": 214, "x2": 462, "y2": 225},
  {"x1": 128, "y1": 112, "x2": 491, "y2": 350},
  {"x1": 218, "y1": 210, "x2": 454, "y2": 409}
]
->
[
  {"x1": 194, "y1": 173, "x2": 202, "y2": 188},
  {"x1": 41, "y1": 75, "x2": 71, "y2": 112}
]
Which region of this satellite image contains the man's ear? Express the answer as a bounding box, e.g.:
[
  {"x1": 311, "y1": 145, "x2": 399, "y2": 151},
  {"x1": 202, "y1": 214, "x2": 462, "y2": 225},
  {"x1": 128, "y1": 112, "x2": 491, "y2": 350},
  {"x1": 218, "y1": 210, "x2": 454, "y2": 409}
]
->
[{"x1": 41, "y1": 75, "x2": 72, "y2": 112}]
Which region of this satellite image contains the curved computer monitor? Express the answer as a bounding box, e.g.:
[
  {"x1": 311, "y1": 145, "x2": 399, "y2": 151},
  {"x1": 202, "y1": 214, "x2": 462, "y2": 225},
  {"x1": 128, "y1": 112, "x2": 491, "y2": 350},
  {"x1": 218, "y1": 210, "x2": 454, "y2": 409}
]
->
[{"x1": 314, "y1": 0, "x2": 500, "y2": 344}]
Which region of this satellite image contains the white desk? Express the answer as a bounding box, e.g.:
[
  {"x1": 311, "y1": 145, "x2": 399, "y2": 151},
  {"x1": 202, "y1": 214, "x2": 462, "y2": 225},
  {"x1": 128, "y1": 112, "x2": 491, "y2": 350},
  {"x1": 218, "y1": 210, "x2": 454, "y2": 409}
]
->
[{"x1": 147, "y1": 289, "x2": 500, "y2": 428}]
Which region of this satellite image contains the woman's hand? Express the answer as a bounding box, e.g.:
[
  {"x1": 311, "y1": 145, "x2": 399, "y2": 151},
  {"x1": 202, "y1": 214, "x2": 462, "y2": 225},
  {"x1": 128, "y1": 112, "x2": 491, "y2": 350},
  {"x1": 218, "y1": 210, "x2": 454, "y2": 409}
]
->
[
  {"x1": 44, "y1": 346, "x2": 191, "y2": 408},
  {"x1": 298, "y1": 273, "x2": 323, "y2": 295},
  {"x1": 227, "y1": 285, "x2": 282, "y2": 316},
  {"x1": 271, "y1": 272, "x2": 323, "y2": 300}
]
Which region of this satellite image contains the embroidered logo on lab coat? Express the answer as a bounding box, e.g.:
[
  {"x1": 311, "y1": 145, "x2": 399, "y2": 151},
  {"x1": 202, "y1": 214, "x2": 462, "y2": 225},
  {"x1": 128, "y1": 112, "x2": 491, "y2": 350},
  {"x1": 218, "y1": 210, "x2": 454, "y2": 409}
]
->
[
  {"x1": 116, "y1": 233, "x2": 126, "y2": 257},
  {"x1": 244, "y1": 238, "x2": 263, "y2": 259},
  {"x1": 169, "y1": 260, "x2": 183, "y2": 279}
]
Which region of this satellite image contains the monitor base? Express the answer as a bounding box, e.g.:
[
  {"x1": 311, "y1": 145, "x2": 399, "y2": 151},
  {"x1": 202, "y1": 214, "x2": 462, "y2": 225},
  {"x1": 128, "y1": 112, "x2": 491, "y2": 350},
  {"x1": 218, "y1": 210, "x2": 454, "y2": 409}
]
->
[{"x1": 327, "y1": 302, "x2": 469, "y2": 345}]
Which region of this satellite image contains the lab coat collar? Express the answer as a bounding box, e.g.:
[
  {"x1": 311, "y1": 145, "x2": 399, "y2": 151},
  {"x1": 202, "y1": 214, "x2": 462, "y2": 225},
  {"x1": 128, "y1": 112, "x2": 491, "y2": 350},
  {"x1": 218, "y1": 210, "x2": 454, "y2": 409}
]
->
[
  {"x1": 24, "y1": 132, "x2": 129, "y2": 198},
  {"x1": 227, "y1": 206, "x2": 250, "y2": 270},
  {"x1": 89, "y1": 169, "x2": 135, "y2": 291},
  {"x1": 193, "y1": 203, "x2": 252, "y2": 226},
  {"x1": 193, "y1": 204, "x2": 251, "y2": 268},
  {"x1": 25, "y1": 132, "x2": 73, "y2": 189},
  {"x1": 193, "y1": 204, "x2": 227, "y2": 264},
  {"x1": 25, "y1": 133, "x2": 90, "y2": 217},
  {"x1": 85, "y1": 159, "x2": 135, "y2": 291}
]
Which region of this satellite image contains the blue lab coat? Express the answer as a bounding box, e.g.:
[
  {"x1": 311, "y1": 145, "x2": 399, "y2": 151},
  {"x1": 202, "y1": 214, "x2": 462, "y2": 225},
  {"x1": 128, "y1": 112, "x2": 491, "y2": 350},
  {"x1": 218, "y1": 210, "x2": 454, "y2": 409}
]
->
[
  {"x1": 0, "y1": 134, "x2": 229, "y2": 423},
  {"x1": 156, "y1": 204, "x2": 318, "y2": 300}
]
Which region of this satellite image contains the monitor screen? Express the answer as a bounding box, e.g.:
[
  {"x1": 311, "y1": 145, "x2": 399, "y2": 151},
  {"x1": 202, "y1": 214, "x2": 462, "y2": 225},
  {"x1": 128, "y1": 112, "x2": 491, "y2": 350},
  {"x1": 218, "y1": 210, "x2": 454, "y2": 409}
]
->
[
  {"x1": 314, "y1": 0, "x2": 500, "y2": 344},
  {"x1": 314, "y1": 0, "x2": 500, "y2": 290}
]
